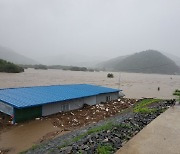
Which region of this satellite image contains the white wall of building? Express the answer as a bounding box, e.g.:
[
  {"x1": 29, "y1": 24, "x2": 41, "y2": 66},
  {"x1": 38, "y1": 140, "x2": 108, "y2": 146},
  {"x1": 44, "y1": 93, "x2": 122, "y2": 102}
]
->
[
  {"x1": 42, "y1": 92, "x2": 119, "y2": 116},
  {"x1": 96, "y1": 92, "x2": 119, "y2": 104},
  {"x1": 84, "y1": 96, "x2": 96, "y2": 105},
  {"x1": 0, "y1": 101, "x2": 13, "y2": 116},
  {"x1": 42, "y1": 101, "x2": 68, "y2": 116},
  {"x1": 68, "y1": 98, "x2": 84, "y2": 111}
]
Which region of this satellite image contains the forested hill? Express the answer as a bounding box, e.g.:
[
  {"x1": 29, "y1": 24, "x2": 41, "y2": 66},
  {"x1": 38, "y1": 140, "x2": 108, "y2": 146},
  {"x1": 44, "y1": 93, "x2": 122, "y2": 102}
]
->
[
  {"x1": 98, "y1": 50, "x2": 180, "y2": 75},
  {"x1": 0, "y1": 59, "x2": 24, "y2": 73}
]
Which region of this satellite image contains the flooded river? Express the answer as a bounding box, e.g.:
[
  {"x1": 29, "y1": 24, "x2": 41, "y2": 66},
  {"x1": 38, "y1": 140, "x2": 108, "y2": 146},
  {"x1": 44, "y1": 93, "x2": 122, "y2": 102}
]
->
[
  {"x1": 0, "y1": 68, "x2": 179, "y2": 99},
  {"x1": 0, "y1": 68, "x2": 180, "y2": 153}
]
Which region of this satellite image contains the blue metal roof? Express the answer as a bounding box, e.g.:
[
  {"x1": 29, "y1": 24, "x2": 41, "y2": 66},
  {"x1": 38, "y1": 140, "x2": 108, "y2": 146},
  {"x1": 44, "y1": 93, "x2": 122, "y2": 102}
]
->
[{"x1": 0, "y1": 84, "x2": 120, "y2": 108}]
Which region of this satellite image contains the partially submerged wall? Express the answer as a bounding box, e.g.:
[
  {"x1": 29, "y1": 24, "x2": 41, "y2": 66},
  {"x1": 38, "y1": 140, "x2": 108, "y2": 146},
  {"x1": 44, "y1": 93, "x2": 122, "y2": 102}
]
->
[{"x1": 14, "y1": 106, "x2": 42, "y2": 123}]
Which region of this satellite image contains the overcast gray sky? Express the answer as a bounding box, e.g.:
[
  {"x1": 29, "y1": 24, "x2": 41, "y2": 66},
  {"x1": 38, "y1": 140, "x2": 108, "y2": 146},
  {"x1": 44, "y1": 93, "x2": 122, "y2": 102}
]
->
[{"x1": 0, "y1": 0, "x2": 180, "y2": 63}]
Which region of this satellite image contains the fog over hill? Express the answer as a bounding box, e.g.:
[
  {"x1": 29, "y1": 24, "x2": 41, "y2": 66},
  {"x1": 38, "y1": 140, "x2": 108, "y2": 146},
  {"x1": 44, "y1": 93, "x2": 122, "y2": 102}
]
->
[
  {"x1": 162, "y1": 52, "x2": 180, "y2": 67},
  {"x1": 97, "y1": 55, "x2": 128, "y2": 70},
  {"x1": 97, "y1": 50, "x2": 180, "y2": 75},
  {"x1": 0, "y1": 46, "x2": 38, "y2": 65},
  {"x1": 37, "y1": 53, "x2": 109, "y2": 67},
  {"x1": 0, "y1": 45, "x2": 108, "y2": 67}
]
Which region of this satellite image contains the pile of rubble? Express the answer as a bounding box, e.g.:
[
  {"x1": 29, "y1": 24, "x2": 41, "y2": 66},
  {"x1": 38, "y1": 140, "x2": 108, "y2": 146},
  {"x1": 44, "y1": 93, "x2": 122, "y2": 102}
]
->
[{"x1": 47, "y1": 98, "x2": 137, "y2": 130}]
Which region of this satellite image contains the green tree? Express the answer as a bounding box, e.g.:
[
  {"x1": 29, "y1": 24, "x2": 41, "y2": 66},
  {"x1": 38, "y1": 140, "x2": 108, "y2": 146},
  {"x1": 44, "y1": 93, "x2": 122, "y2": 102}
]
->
[{"x1": 0, "y1": 59, "x2": 24, "y2": 73}]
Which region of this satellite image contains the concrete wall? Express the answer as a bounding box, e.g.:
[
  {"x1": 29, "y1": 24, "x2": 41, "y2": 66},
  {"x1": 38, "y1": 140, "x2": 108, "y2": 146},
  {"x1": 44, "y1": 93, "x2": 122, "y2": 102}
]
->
[
  {"x1": 84, "y1": 96, "x2": 96, "y2": 105},
  {"x1": 96, "y1": 92, "x2": 119, "y2": 104},
  {"x1": 42, "y1": 101, "x2": 70, "y2": 116},
  {"x1": 111, "y1": 92, "x2": 120, "y2": 100},
  {"x1": 68, "y1": 98, "x2": 84, "y2": 111},
  {"x1": 68, "y1": 96, "x2": 96, "y2": 111},
  {"x1": 42, "y1": 92, "x2": 119, "y2": 116}
]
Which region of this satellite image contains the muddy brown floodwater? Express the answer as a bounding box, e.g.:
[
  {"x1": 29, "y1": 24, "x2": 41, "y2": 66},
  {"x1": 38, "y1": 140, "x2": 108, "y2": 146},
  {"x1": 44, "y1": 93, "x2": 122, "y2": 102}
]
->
[
  {"x1": 0, "y1": 120, "x2": 66, "y2": 154},
  {"x1": 0, "y1": 69, "x2": 180, "y2": 153},
  {"x1": 0, "y1": 68, "x2": 179, "y2": 99}
]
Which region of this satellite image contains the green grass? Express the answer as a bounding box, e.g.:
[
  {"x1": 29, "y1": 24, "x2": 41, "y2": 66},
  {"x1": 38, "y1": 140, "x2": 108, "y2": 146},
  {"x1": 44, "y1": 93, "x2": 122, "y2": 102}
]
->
[
  {"x1": 58, "y1": 140, "x2": 71, "y2": 149},
  {"x1": 73, "y1": 122, "x2": 133, "y2": 142},
  {"x1": 133, "y1": 99, "x2": 161, "y2": 114},
  {"x1": 96, "y1": 144, "x2": 114, "y2": 154},
  {"x1": 72, "y1": 122, "x2": 115, "y2": 142},
  {"x1": 58, "y1": 122, "x2": 132, "y2": 150},
  {"x1": 173, "y1": 89, "x2": 180, "y2": 102},
  {"x1": 58, "y1": 123, "x2": 115, "y2": 149}
]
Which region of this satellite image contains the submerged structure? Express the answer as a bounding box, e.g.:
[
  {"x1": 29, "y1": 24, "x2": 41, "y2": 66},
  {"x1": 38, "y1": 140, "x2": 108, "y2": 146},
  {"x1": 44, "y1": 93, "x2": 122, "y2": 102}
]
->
[{"x1": 0, "y1": 84, "x2": 121, "y2": 123}]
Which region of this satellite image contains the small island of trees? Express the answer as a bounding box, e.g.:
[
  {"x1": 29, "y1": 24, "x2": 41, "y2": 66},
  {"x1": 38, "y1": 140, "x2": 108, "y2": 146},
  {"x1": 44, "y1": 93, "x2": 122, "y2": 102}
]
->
[
  {"x1": 107, "y1": 73, "x2": 114, "y2": 78},
  {"x1": 34, "y1": 64, "x2": 48, "y2": 70}
]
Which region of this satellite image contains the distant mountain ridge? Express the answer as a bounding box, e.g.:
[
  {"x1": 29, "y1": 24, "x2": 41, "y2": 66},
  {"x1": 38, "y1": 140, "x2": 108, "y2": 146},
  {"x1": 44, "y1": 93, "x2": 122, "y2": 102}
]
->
[
  {"x1": 97, "y1": 55, "x2": 128, "y2": 70},
  {"x1": 97, "y1": 50, "x2": 180, "y2": 75},
  {"x1": 0, "y1": 46, "x2": 38, "y2": 65}
]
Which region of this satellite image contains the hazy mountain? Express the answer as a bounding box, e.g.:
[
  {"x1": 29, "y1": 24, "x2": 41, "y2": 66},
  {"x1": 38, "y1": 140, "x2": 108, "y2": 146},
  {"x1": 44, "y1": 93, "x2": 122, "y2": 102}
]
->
[
  {"x1": 0, "y1": 46, "x2": 38, "y2": 65},
  {"x1": 162, "y1": 52, "x2": 180, "y2": 67},
  {"x1": 98, "y1": 50, "x2": 180, "y2": 75},
  {"x1": 96, "y1": 55, "x2": 128, "y2": 70}
]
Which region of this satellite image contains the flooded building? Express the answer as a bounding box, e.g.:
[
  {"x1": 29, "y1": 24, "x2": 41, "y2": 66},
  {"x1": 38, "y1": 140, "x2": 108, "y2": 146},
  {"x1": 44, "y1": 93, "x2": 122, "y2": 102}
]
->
[{"x1": 0, "y1": 84, "x2": 121, "y2": 123}]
